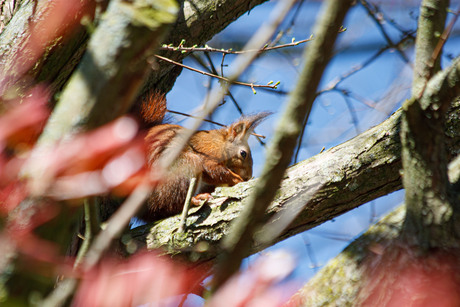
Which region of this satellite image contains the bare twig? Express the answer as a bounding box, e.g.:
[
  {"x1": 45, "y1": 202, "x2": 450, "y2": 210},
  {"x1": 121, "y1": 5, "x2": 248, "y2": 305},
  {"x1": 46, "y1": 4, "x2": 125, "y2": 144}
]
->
[
  {"x1": 153, "y1": 54, "x2": 280, "y2": 90},
  {"x1": 160, "y1": 36, "x2": 313, "y2": 55},
  {"x1": 167, "y1": 109, "x2": 266, "y2": 139},
  {"x1": 188, "y1": 53, "x2": 268, "y2": 144},
  {"x1": 167, "y1": 109, "x2": 225, "y2": 127},
  {"x1": 319, "y1": 33, "x2": 414, "y2": 94},
  {"x1": 360, "y1": 0, "x2": 411, "y2": 65},
  {"x1": 73, "y1": 197, "x2": 100, "y2": 269}
]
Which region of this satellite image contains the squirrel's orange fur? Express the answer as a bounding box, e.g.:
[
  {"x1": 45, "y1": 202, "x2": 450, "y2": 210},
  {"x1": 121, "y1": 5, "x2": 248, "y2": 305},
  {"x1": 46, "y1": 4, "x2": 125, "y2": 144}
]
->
[{"x1": 140, "y1": 91, "x2": 269, "y2": 221}]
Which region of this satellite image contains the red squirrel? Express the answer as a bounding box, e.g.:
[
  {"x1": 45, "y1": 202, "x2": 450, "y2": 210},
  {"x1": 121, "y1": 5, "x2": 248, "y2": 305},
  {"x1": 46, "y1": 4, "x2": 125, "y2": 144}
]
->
[{"x1": 139, "y1": 91, "x2": 269, "y2": 221}]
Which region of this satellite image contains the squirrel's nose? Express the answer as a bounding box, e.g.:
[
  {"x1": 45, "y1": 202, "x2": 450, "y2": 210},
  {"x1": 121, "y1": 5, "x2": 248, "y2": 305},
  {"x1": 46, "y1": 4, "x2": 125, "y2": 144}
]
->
[{"x1": 241, "y1": 169, "x2": 252, "y2": 181}]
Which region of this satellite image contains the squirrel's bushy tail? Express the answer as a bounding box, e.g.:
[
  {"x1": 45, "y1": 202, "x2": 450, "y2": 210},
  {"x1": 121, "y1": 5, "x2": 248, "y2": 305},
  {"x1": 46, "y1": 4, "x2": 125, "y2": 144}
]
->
[{"x1": 140, "y1": 90, "x2": 167, "y2": 126}]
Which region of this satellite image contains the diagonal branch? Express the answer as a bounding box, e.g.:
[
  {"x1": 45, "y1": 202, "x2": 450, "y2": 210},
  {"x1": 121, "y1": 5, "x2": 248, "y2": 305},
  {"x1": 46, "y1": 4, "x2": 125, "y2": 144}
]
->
[
  {"x1": 130, "y1": 93, "x2": 460, "y2": 265},
  {"x1": 211, "y1": 0, "x2": 355, "y2": 289}
]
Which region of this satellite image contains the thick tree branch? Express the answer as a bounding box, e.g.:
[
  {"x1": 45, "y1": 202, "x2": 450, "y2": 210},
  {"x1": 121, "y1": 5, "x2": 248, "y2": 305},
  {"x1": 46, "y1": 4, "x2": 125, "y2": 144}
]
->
[
  {"x1": 0, "y1": 0, "x2": 98, "y2": 96},
  {"x1": 37, "y1": 0, "x2": 178, "y2": 143},
  {"x1": 128, "y1": 97, "x2": 460, "y2": 262}
]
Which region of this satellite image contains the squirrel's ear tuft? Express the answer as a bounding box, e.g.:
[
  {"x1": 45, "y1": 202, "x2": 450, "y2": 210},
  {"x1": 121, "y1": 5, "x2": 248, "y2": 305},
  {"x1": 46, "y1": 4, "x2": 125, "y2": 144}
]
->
[
  {"x1": 245, "y1": 112, "x2": 271, "y2": 131},
  {"x1": 228, "y1": 112, "x2": 271, "y2": 141}
]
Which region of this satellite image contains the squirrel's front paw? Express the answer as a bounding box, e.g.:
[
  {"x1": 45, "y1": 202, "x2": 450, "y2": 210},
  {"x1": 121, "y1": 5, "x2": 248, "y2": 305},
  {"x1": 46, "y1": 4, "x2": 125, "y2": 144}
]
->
[
  {"x1": 232, "y1": 177, "x2": 244, "y2": 185},
  {"x1": 192, "y1": 193, "x2": 213, "y2": 206}
]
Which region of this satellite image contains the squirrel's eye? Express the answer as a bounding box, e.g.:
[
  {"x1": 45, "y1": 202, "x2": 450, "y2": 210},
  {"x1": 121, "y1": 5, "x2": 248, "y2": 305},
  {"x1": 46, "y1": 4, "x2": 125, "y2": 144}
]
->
[{"x1": 240, "y1": 150, "x2": 247, "y2": 159}]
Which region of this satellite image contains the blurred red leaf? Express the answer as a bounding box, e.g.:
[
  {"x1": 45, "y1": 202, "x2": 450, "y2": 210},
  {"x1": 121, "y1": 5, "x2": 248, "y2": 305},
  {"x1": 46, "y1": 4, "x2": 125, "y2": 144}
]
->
[
  {"x1": 46, "y1": 142, "x2": 148, "y2": 199},
  {"x1": 207, "y1": 251, "x2": 295, "y2": 307},
  {"x1": 40, "y1": 117, "x2": 140, "y2": 176},
  {"x1": 26, "y1": 116, "x2": 153, "y2": 199},
  {"x1": 358, "y1": 242, "x2": 460, "y2": 307},
  {"x1": 110, "y1": 168, "x2": 152, "y2": 196},
  {"x1": 0, "y1": 154, "x2": 27, "y2": 187},
  {"x1": 0, "y1": 181, "x2": 28, "y2": 214},
  {"x1": 73, "y1": 252, "x2": 203, "y2": 307},
  {"x1": 0, "y1": 86, "x2": 50, "y2": 150},
  {"x1": 14, "y1": 232, "x2": 64, "y2": 268}
]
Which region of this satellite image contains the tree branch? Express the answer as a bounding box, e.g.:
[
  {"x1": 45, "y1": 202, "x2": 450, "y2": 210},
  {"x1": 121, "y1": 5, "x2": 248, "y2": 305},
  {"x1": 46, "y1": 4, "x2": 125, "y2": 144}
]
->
[
  {"x1": 212, "y1": 0, "x2": 354, "y2": 289},
  {"x1": 36, "y1": 0, "x2": 178, "y2": 143},
  {"x1": 129, "y1": 96, "x2": 460, "y2": 262},
  {"x1": 412, "y1": 0, "x2": 449, "y2": 96},
  {"x1": 153, "y1": 54, "x2": 280, "y2": 90}
]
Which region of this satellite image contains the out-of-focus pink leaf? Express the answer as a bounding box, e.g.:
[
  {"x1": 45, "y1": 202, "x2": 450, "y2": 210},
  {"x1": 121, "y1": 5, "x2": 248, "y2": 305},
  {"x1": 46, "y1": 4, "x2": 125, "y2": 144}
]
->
[
  {"x1": 14, "y1": 232, "x2": 63, "y2": 267},
  {"x1": 73, "y1": 252, "x2": 203, "y2": 307},
  {"x1": 0, "y1": 86, "x2": 50, "y2": 149},
  {"x1": 110, "y1": 168, "x2": 152, "y2": 196},
  {"x1": 358, "y1": 242, "x2": 460, "y2": 307},
  {"x1": 37, "y1": 117, "x2": 140, "y2": 176},
  {"x1": 0, "y1": 181, "x2": 28, "y2": 214},
  {"x1": 46, "y1": 140, "x2": 148, "y2": 199},
  {"x1": 26, "y1": 117, "x2": 152, "y2": 198},
  {"x1": 0, "y1": 154, "x2": 27, "y2": 187},
  {"x1": 207, "y1": 251, "x2": 295, "y2": 307}
]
